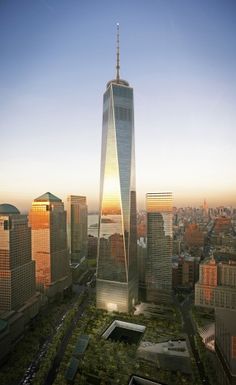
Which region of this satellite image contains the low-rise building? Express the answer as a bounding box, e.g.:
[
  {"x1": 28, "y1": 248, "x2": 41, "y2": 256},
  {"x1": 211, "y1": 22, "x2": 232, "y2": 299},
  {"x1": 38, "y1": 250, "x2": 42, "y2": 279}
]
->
[
  {"x1": 172, "y1": 254, "x2": 199, "y2": 290},
  {"x1": 215, "y1": 308, "x2": 236, "y2": 385},
  {"x1": 195, "y1": 258, "x2": 236, "y2": 310},
  {"x1": 137, "y1": 339, "x2": 192, "y2": 374}
]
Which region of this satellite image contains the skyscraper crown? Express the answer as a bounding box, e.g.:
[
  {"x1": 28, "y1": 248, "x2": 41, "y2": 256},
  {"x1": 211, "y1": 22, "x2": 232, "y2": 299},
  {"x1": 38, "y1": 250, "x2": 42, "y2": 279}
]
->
[
  {"x1": 0, "y1": 203, "x2": 20, "y2": 215},
  {"x1": 34, "y1": 192, "x2": 61, "y2": 202}
]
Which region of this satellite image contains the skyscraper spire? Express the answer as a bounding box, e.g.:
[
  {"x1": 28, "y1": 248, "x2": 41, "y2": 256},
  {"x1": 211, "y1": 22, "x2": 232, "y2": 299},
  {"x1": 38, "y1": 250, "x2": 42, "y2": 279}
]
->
[
  {"x1": 116, "y1": 22, "x2": 120, "y2": 82},
  {"x1": 106, "y1": 22, "x2": 129, "y2": 89}
]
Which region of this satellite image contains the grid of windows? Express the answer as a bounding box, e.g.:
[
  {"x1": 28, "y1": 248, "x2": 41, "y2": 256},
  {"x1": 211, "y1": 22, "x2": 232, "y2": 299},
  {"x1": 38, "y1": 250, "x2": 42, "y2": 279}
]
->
[
  {"x1": 67, "y1": 196, "x2": 88, "y2": 263},
  {"x1": 97, "y1": 81, "x2": 138, "y2": 313},
  {"x1": 115, "y1": 106, "x2": 132, "y2": 121},
  {"x1": 232, "y1": 336, "x2": 236, "y2": 359},
  {"x1": 195, "y1": 259, "x2": 236, "y2": 310},
  {"x1": 145, "y1": 193, "x2": 173, "y2": 301},
  {"x1": 29, "y1": 195, "x2": 70, "y2": 295},
  {"x1": 0, "y1": 213, "x2": 36, "y2": 312}
]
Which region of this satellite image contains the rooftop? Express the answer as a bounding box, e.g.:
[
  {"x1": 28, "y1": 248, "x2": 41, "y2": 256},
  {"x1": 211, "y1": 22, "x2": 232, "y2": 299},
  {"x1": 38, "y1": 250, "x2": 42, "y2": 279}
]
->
[
  {"x1": 0, "y1": 203, "x2": 20, "y2": 215},
  {"x1": 73, "y1": 335, "x2": 89, "y2": 358},
  {"x1": 138, "y1": 339, "x2": 190, "y2": 358},
  {"x1": 64, "y1": 357, "x2": 79, "y2": 382},
  {"x1": 137, "y1": 339, "x2": 192, "y2": 374},
  {"x1": 34, "y1": 192, "x2": 61, "y2": 202},
  {"x1": 106, "y1": 79, "x2": 129, "y2": 88}
]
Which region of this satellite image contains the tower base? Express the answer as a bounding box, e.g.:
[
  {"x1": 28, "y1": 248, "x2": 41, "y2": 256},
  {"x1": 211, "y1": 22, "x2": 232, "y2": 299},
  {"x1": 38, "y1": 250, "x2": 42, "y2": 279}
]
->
[{"x1": 96, "y1": 278, "x2": 138, "y2": 313}]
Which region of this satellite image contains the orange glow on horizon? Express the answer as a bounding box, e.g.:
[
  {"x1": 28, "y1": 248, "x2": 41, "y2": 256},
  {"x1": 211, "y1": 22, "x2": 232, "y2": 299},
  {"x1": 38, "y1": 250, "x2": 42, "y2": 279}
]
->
[{"x1": 1, "y1": 188, "x2": 236, "y2": 213}]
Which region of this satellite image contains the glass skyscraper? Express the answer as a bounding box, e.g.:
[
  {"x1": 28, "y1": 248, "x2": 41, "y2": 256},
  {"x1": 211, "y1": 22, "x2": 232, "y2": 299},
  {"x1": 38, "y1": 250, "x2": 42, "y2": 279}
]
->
[
  {"x1": 0, "y1": 204, "x2": 37, "y2": 312},
  {"x1": 146, "y1": 192, "x2": 173, "y2": 303},
  {"x1": 67, "y1": 195, "x2": 88, "y2": 263},
  {"x1": 96, "y1": 25, "x2": 138, "y2": 313},
  {"x1": 0, "y1": 204, "x2": 39, "y2": 362},
  {"x1": 29, "y1": 192, "x2": 71, "y2": 298}
]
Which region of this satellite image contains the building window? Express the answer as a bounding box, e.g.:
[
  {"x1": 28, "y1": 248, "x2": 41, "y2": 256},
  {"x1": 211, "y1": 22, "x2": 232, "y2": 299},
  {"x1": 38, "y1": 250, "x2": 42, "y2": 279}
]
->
[
  {"x1": 3, "y1": 220, "x2": 9, "y2": 230},
  {"x1": 232, "y1": 336, "x2": 236, "y2": 358}
]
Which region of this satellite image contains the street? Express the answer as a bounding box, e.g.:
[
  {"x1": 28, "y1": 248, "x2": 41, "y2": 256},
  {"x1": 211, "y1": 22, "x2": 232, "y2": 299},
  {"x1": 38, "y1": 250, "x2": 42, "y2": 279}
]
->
[
  {"x1": 18, "y1": 286, "x2": 90, "y2": 385},
  {"x1": 179, "y1": 294, "x2": 210, "y2": 385}
]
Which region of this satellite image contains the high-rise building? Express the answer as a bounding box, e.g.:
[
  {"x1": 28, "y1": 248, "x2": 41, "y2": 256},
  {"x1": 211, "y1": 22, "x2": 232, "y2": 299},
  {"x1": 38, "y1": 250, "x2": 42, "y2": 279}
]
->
[
  {"x1": 203, "y1": 199, "x2": 208, "y2": 216},
  {"x1": 67, "y1": 195, "x2": 88, "y2": 263},
  {"x1": 0, "y1": 204, "x2": 36, "y2": 313},
  {"x1": 29, "y1": 192, "x2": 71, "y2": 298},
  {"x1": 146, "y1": 192, "x2": 173, "y2": 303},
  {"x1": 195, "y1": 258, "x2": 236, "y2": 309},
  {"x1": 88, "y1": 235, "x2": 98, "y2": 260},
  {"x1": 172, "y1": 254, "x2": 199, "y2": 290},
  {"x1": 184, "y1": 223, "x2": 204, "y2": 248},
  {"x1": 215, "y1": 308, "x2": 236, "y2": 385},
  {"x1": 0, "y1": 203, "x2": 39, "y2": 362},
  {"x1": 137, "y1": 237, "x2": 147, "y2": 301},
  {"x1": 96, "y1": 24, "x2": 138, "y2": 313}
]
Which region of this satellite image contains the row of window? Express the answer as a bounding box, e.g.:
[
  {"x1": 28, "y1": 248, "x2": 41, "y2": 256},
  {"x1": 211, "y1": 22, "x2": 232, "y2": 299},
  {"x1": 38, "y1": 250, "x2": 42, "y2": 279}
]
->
[
  {"x1": 103, "y1": 85, "x2": 133, "y2": 103},
  {"x1": 115, "y1": 106, "x2": 132, "y2": 121},
  {"x1": 103, "y1": 106, "x2": 133, "y2": 123}
]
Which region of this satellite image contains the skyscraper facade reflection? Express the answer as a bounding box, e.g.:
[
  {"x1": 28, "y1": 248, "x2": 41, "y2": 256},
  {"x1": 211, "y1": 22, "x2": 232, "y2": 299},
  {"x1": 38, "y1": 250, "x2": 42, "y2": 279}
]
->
[
  {"x1": 96, "y1": 25, "x2": 138, "y2": 313},
  {"x1": 0, "y1": 204, "x2": 37, "y2": 313},
  {"x1": 146, "y1": 192, "x2": 173, "y2": 303},
  {"x1": 67, "y1": 195, "x2": 88, "y2": 263},
  {"x1": 29, "y1": 192, "x2": 71, "y2": 298},
  {"x1": 0, "y1": 203, "x2": 39, "y2": 362}
]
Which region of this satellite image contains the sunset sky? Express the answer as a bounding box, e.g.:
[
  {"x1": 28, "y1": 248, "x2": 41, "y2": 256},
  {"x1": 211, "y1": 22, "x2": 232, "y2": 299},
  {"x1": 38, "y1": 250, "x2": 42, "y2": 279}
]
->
[{"x1": 1, "y1": 0, "x2": 236, "y2": 212}]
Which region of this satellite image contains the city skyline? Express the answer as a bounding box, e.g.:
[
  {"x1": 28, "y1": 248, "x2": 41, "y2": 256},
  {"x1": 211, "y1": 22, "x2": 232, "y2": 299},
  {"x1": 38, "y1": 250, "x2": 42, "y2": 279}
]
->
[{"x1": 1, "y1": 0, "x2": 236, "y2": 211}]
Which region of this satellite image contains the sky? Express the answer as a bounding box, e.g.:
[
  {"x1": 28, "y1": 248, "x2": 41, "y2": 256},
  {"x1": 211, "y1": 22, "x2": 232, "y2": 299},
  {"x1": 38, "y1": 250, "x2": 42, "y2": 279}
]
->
[{"x1": 0, "y1": 0, "x2": 236, "y2": 212}]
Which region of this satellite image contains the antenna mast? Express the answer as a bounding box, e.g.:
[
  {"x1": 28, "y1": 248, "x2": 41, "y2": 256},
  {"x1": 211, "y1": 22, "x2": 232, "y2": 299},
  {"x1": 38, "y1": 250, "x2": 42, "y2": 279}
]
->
[{"x1": 116, "y1": 23, "x2": 120, "y2": 82}]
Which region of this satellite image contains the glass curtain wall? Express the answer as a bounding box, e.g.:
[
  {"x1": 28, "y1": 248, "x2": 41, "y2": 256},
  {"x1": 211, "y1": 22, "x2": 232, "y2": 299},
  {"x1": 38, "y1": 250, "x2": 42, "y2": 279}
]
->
[{"x1": 97, "y1": 82, "x2": 138, "y2": 313}]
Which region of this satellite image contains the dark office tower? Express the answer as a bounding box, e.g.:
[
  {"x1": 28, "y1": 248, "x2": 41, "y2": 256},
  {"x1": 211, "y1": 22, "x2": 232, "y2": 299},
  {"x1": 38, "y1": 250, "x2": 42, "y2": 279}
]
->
[
  {"x1": 203, "y1": 198, "x2": 208, "y2": 216},
  {"x1": 67, "y1": 195, "x2": 88, "y2": 263},
  {"x1": 146, "y1": 192, "x2": 173, "y2": 303},
  {"x1": 96, "y1": 24, "x2": 138, "y2": 313},
  {"x1": 215, "y1": 308, "x2": 236, "y2": 385},
  {"x1": 29, "y1": 192, "x2": 71, "y2": 298}
]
